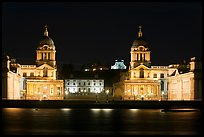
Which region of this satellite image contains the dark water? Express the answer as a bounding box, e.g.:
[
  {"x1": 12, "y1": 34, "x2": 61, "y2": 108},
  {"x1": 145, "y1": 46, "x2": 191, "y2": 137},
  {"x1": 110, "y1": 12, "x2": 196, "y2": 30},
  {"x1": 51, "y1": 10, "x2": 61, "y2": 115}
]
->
[{"x1": 2, "y1": 108, "x2": 203, "y2": 135}]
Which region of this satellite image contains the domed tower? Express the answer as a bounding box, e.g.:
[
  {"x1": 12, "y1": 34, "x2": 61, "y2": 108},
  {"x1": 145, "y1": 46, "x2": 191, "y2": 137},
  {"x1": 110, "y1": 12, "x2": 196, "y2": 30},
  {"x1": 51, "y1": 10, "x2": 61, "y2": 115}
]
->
[
  {"x1": 36, "y1": 25, "x2": 56, "y2": 68},
  {"x1": 130, "y1": 26, "x2": 151, "y2": 69}
]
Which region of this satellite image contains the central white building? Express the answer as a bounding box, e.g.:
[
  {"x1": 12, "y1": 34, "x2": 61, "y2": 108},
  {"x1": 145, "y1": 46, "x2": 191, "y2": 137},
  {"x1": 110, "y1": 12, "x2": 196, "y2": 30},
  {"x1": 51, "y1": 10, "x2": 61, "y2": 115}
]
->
[{"x1": 64, "y1": 79, "x2": 104, "y2": 95}]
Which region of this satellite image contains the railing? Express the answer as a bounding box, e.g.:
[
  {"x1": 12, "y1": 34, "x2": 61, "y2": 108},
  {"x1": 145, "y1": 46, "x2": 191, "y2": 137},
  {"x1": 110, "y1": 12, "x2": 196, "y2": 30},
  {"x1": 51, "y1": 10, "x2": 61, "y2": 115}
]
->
[
  {"x1": 151, "y1": 66, "x2": 168, "y2": 69},
  {"x1": 21, "y1": 65, "x2": 36, "y2": 68}
]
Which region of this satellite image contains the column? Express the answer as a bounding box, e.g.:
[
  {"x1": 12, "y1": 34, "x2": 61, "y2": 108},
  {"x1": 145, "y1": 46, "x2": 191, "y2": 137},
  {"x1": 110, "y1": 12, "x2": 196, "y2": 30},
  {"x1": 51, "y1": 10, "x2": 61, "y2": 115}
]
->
[
  {"x1": 143, "y1": 53, "x2": 145, "y2": 61},
  {"x1": 136, "y1": 53, "x2": 138, "y2": 61}
]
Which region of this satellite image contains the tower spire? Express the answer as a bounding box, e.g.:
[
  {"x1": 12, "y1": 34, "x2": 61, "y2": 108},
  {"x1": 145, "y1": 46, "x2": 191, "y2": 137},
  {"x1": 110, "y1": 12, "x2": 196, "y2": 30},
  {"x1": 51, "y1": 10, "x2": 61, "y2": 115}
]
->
[
  {"x1": 138, "y1": 26, "x2": 142, "y2": 37},
  {"x1": 44, "y1": 24, "x2": 48, "y2": 36}
]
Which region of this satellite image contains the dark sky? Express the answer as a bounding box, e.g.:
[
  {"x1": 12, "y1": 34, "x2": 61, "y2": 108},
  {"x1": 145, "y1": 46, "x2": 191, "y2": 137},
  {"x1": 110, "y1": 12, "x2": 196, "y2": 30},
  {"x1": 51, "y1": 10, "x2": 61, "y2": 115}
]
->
[{"x1": 2, "y1": 2, "x2": 202, "y2": 67}]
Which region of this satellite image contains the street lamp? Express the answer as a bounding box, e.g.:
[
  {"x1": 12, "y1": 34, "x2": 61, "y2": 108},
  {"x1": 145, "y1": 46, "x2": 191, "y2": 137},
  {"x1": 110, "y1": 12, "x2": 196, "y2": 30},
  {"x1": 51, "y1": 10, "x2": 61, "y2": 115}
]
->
[
  {"x1": 141, "y1": 95, "x2": 144, "y2": 100},
  {"x1": 161, "y1": 91, "x2": 164, "y2": 100},
  {"x1": 106, "y1": 89, "x2": 109, "y2": 103}
]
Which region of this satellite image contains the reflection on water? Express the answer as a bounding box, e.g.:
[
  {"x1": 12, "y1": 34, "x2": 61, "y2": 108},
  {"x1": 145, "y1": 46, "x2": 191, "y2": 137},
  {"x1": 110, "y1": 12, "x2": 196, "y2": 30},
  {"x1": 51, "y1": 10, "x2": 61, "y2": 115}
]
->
[{"x1": 2, "y1": 108, "x2": 203, "y2": 135}]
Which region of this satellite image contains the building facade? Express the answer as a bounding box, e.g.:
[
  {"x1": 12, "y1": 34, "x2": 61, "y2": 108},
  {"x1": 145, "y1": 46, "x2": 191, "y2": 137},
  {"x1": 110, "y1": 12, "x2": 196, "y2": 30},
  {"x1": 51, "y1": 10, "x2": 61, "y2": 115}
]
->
[
  {"x1": 3, "y1": 25, "x2": 64, "y2": 100},
  {"x1": 168, "y1": 57, "x2": 202, "y2": 100},
  {"x1": 113, "y1": 26, "x2": 169, "y2": 100},
  {"x1": 64, "y1": 79, "x2": 104, "y2": 94},
  {"x1": 2, "y1": 56, "x2": 21, "y2": 99}
]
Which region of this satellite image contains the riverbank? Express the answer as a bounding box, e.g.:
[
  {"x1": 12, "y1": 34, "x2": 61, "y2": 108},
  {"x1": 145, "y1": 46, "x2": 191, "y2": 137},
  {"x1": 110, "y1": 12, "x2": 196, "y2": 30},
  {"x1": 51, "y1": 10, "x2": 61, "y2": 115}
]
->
[{"x1": 2, "y1": 100, "x2": 203, "y2": 109}]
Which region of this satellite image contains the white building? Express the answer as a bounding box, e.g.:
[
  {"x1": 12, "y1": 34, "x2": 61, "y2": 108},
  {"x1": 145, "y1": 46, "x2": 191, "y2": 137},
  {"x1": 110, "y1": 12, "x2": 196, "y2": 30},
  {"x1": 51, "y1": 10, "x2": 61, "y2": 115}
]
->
[
  {"x1": 64, "y1": 79, "x2": 104, "y2": 95},
  {"x1": 111, "y1": 60, "x2": 127, "y2": 69}
]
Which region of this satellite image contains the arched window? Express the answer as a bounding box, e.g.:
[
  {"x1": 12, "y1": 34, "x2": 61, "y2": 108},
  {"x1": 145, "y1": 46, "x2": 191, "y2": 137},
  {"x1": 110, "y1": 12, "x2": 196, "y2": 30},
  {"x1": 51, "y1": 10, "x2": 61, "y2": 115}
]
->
[
  {"x1": 140, "y1": 53, "x2": 142, "y2": 61},
  {"x1": 139, "y1": 68, "x2": 144, "y2": 78},
  {"x1": 43, "y1": 67, "x2": 48, "y2": 77},
  {"x1": 161, "y1": 81, "x2": 164, "y2": 91},
  {"x1": 48, "y1": 53, "x2": 50, "y2": 60}
]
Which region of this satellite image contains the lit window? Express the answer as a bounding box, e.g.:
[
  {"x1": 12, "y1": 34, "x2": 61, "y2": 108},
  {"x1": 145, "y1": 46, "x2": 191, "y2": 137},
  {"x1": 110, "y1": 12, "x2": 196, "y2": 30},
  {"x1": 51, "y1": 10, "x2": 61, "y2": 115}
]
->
[
  {"x1": 139, "y1": 68, "x2": 144, "y2": 78},
  {"x1": 57, "y1": 87, "x2": 61, "y2": 96},
  {"x1": 43, "y1": 67, "x2": 48, "y2": 77},
  {"x1": 160, "y1": 73, "x2": 164, "y2": 78},
  {"x1": 153, "y1": 74, "x2": 157, "y2": 78},
  {"x1": 23, "y1": 73, "x2": 27, "y2": 77},
  {"x1": 30, "y1": 73, "x2": 34, "y2": 77},
  {"x1": 50, "y1": 88, "x2": 53, "y2": 96}
]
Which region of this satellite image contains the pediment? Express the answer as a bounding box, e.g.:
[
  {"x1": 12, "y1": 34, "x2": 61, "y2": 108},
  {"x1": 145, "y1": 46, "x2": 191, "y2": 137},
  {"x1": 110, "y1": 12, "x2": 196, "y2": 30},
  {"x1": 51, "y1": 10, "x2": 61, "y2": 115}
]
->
[
  {"x1": 37, "y1": 63, "x2": 55, "y2": 70},
  {"x1": 134, "y1": 64, "x2": 150, "y2": 70}
]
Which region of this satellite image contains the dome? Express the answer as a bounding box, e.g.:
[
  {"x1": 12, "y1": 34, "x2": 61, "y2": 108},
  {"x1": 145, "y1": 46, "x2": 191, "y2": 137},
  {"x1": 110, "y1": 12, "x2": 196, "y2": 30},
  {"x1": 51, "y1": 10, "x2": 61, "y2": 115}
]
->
[
  {"x1": 132, "y1": 26, "x2": 149, "y2": 48},
  {"x1": 132, "y1": 37, "x2": 148, "y2": 47},
  {"x1": 38, "y1": 36, "x2": 55, "y2": 49},
  {"x1": 37, "y1": 25, "x2": 55, "y2": 50}
]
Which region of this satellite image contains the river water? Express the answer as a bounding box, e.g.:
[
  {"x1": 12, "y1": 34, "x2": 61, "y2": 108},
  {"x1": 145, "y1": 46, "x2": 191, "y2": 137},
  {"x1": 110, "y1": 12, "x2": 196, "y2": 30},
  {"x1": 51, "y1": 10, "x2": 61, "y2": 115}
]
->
[{"x1": 2, "y1": 108, "x2": 203, "y2": 135}]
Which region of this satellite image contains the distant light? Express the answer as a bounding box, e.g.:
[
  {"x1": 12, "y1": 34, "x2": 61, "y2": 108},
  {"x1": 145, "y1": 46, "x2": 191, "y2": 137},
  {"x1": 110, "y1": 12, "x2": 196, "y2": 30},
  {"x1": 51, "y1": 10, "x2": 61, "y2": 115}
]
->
[
  {"x1": 129, "y1": 109, "x2": 139, "y2": 112},
  {"x1": 101, "y1": 109, "x2": 113, "y2": 113},
  {"x1": 61, "y1": 108, "x2": 71, "y2": 111},
  {"x1": 106, "y1": 89, "x2": 109, "y2": 94},
  {"x1": 91, "y1": 108, "x2": 101, "y2": 112}
]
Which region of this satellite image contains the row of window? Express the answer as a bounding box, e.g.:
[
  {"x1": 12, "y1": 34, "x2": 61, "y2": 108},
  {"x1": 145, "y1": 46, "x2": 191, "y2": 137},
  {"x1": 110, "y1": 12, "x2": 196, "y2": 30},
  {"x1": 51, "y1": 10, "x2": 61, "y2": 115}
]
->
[
  {"x1": 67, "y1": 87, "x2": 103, "y2": 93},
  {"x1": 66, "y1": 82, "x2": 103, "y2": 86},
  {"x1": 42, "y1": 52, "x2": 50, "y2": 60},
  {"x1": 154, "y1": 73, "x2": 165, "y2": 78},
  {"x1": 66, "y1": 80, "x2": 103, "y2": 82},
  {"x1": 137, "y1": 69, "x2": 165, "y2": 78},
  {"x1": 22, "y1": 68, "x2": 54, "y2": 77},
  {"x1": 23, "y1": 72, "x2": 34, "y2": 77}
]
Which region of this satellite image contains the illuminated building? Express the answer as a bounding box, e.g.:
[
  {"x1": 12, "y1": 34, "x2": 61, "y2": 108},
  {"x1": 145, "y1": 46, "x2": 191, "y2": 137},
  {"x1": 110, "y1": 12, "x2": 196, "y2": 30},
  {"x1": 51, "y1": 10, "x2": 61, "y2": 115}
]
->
[
  {"x1": 168, "y1": 57, "x2": 202, "y2": 100},
  {"x1": 3, "y1": 25, "x2": 64, "y2": 100},
  {"x1": 64, "y1": 79, "x2": 104, "y2": 94},
  {"x1": 113, "y1": 26, "x2": 169, "y2": 100},
  {"x1": 111, "y1": 60, "x2": 127, "y2": 69},
  {"x1": 113, "y1": 26, "x2": 202, "y2": 101},
  {"x1": 2, "y1": 56, "x2": 21, "y2": 99}
]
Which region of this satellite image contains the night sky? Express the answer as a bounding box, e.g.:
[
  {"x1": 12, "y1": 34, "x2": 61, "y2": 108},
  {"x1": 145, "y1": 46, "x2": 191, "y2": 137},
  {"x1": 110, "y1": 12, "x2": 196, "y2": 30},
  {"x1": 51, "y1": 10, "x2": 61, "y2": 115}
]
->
[{"x1": 2, "y1": 2, "x2": 202, "y2": 67}]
